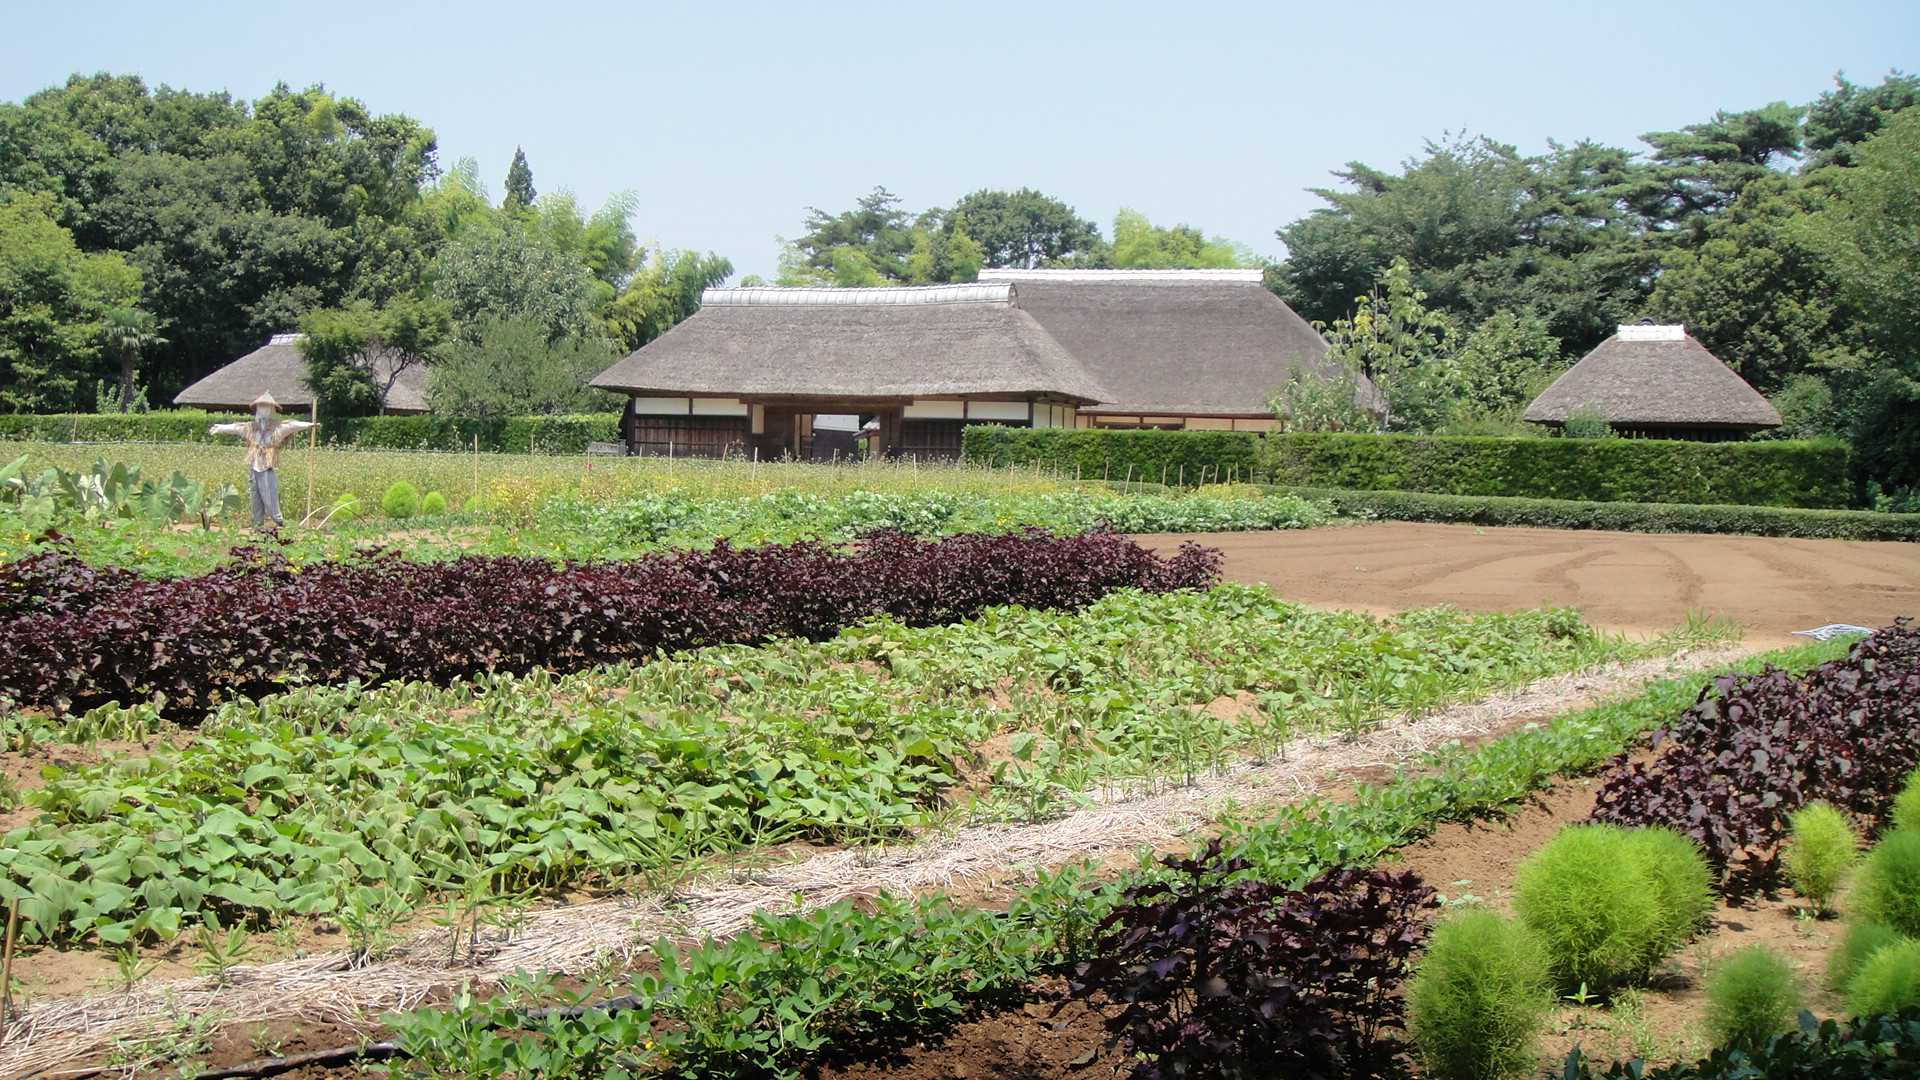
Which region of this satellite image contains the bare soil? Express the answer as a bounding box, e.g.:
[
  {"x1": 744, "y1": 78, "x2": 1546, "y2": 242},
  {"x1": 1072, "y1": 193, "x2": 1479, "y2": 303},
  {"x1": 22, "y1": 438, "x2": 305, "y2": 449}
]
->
[{"x1": 1136, "y1": 521, "x2": 1920, "y2": 648}]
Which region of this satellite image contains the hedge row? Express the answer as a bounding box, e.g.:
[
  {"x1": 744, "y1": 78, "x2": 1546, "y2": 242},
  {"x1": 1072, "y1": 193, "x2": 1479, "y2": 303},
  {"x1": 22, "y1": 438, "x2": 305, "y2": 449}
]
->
[
  {"x1": 0, "y1": 411, "x2": 246, "y2": 444},
  {"x1": 0, "y1": 411, "x2": 623, "y2": 454},
  {"x1": 1270, "y1": 486, "x2": 1920, "y2": 542},
  {"x1": 1259, "y1": 432, "x2": 1851, "y2": 509},
  {"x1": 961, "y1": 426, "x2": 1262, "y2": 485}
]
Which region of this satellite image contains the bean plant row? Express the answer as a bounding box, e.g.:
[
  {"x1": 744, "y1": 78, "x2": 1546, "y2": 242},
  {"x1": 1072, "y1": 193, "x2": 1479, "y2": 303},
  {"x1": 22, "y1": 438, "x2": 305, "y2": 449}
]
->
[
  {"x1": 1, "y1": 585, "x2": 1636, "y2": 946},
  {"x1": 385, "y1": 638, "x2": 1853, "y2": 1080}
]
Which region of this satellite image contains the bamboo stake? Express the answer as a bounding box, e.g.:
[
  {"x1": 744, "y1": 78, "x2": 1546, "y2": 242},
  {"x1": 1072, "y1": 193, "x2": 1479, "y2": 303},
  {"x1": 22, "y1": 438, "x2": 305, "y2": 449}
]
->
[
  {"x1": 303, "y1": 399, "x2": 318, "y2": 524},
  {"x1": 1, "y1": 896, "x2": 18, "y2": 1044},
  {"x1": 472, "y1": 433, "x2": 480, "y2": 508}
]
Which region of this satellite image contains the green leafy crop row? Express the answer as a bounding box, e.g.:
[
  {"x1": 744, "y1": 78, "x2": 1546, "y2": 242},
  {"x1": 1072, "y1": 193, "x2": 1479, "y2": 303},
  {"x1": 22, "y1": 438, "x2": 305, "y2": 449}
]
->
[
  {"x1": 386, "y1": 640, "x2": 1852, "y2": 1080},
  {"x1": 0, "y1": 585, "x2": 1631, "y2": 945}
]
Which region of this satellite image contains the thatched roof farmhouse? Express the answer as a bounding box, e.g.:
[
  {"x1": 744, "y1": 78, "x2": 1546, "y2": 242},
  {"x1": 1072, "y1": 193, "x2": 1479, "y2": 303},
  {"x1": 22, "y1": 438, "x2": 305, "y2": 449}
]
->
[
  {"x1": 1524, "y1": 324, "x2": 1781, "y2": 440},
  {"x1": 173, "y1": 333, "x2": 430, "y2": 415},
  {"x1": 978, "y1": 268, "x2": 1339, "y2": 424},
  {"x1": 589, "y1": 283, "x2": 1103, "y2": 459},
  {"x1": 591, "y1": 270, "x2": 1344, "y2": 458}
]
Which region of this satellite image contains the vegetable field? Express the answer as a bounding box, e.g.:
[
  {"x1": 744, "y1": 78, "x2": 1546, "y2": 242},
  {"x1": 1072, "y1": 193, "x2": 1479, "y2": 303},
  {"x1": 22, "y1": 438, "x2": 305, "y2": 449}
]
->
[{"x1": 1, "y1": 444, "x2": 1918, "y2": 1080}]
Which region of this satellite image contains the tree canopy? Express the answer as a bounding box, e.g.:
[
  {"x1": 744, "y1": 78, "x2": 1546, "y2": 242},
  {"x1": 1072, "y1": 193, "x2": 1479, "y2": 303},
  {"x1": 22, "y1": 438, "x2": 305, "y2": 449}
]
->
[
  {"x1": 1268, "y1": 70, "x2": 1919, "y2": 502},
  {"x1": 0, "y1": 72, "x2": 731, "y2": 414}
]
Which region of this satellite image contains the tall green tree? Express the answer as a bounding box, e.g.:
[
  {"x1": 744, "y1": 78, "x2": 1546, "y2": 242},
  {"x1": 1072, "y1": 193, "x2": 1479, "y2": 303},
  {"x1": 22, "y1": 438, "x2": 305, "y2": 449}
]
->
[
  {"x1": 1315, "y1": 259, "x2": 1456, "y2": 431},
  {"x1": 427, "y1": 319, "x2": 618, "y2": 418},
  {"x1": 1624, "y1": 102, "x2": 1804, "y2": 231},
  {"x1": 1646, "y1": 176, "x2": 1843, "y2": 394},
  {"x1": 949, "y1": 188, "x2": 1106, "y2": 268},
  {"x1": 431, "y1": 222, "x2": 598, "y2": 342},
  {"x1": 1109, "y1": 208, "x2": 1252, "y2": 269},
  {"x1": 1274, "y1": 135, "x2": 1654, "y2": 351},
  {"x1": 296, "y1": 296, "x2": 449, "y2": 418},
  {"x1": 1445, "y1": 311, "x2": 1566, "y2": 424},
  {"x1": 1805, "y1": 70, "x2": 1920, "y2": 168},
  {"x1": 528, "y1": 189, "x2": 641, "y2": 308},
  {"x1": 1797, "y1": 109, "x2": 1920, "y2": 504},
  {"x1": 503, "y1": 147, "x2": 536, "y2": 213},
  {"x1": 789, "y1": 187, "x2": 919, "y2": 282},
  {"x1": 904, "y1": 225, "x2": 985, "y2": 284},
  {"x1": 99, "y1": 305, "x2": 163, "y2": 412},
  {"x1": 603, "y1": 247, "x2": 734, "y2": 351},
  {"x1": 1799, "y1": 109, "x2": 1920, "y2": 366},
  {"x1": 0, "y1": 195, "x2": 143, "y2": 412}
]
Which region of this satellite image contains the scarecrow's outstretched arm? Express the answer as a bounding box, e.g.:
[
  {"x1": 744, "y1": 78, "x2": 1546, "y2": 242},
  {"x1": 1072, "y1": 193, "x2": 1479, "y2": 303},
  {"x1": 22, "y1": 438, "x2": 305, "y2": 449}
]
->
[{"x1": 209, "y1": 422, "x2": 246, "y2": 436}]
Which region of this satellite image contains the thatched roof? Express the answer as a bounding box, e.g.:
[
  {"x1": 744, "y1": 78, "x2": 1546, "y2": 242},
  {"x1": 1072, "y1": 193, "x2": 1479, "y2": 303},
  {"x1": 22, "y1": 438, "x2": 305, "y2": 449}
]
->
[
  {"x1": 590, "y1": 284, "x2": 1109, "y2": 403},
  {"x1": 981, "y1": 268, "x2": 1340, "y2": 416},
  {"x1": 1523, "y1": 325, "x2": 1781, "y2": 430},
  {"x1": 173, "y1": 334, "x2": 430, "y2": 414}
]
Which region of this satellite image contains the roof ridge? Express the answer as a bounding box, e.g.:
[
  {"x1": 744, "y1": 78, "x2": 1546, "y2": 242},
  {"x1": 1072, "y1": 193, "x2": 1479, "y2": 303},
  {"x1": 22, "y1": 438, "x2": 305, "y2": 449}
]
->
[
  {"x1": 701, "y1": 283, "x2": 1013, "y2": 307},
  {"x1": 980, "y1": 268, "x2": 1265, "y2": 284}
]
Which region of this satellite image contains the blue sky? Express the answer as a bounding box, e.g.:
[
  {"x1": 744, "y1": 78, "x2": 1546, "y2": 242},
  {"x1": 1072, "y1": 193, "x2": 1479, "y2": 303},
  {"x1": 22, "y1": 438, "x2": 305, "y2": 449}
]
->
[{"x1": 3, "y1": 0, "x2": 1914, "y2": 281}]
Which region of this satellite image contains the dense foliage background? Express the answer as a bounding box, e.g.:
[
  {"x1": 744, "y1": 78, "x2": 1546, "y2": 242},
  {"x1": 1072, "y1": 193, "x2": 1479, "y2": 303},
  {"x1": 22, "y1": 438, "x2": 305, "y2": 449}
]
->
[{"x1": 3, "y1": 71, "x2": 1915, "y2": 500}]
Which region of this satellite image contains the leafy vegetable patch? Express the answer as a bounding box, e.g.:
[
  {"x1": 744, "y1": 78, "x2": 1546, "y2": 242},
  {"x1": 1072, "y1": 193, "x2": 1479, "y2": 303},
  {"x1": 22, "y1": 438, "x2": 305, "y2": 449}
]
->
[
  {"x1": 0, "y1": 527, "x2": 1219, "y2": 715},
  {"x1": 1590, "y1": 618, "x2": 1920, "y2": 897}
]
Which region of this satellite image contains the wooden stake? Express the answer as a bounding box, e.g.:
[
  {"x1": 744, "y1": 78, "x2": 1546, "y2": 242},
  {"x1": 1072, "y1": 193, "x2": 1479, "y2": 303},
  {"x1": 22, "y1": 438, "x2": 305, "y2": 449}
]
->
[
  {"x1": 1, "y1": 896, "x2": 19, "y2": 1043},
  {"x1": 303, "y1": 399, "x2": 318, "y2": 524},
  {"x1": 472, "y1": 433, "x2": 480, "y2": 508}
]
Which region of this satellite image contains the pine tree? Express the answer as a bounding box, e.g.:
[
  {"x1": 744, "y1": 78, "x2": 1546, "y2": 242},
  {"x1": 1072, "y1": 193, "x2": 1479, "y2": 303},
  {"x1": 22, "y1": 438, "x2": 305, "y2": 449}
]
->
[{"x1": 503, "y1": 147, "x2": 536, "y2": 212}]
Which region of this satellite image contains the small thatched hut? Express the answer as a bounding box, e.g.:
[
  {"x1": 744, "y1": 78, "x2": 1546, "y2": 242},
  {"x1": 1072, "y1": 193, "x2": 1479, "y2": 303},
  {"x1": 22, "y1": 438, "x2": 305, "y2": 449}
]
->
[
  {"x1": 588, "y1": 283, "x2": 1106, "y2": 459},
  {"x1": 1523, "y1": 325, "x2": 1780, "y2": 440},
  {"x1": 172, "y1": 333, "x2": 430, "y2": 415},
  {"x1": 978, "y1": 268, "x2": 1343, "y2": 430}
]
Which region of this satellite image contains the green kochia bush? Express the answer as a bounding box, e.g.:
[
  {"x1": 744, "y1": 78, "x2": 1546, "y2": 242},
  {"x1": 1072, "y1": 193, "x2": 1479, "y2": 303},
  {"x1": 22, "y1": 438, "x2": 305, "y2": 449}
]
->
[
  {"x1": 1703, "y1": 945, "x2": 1801, "y2": 1051},
  {"x1": 1891, "y1": 769, "x2": 1920, "y2": 834},
  {"x1": 1407, "y1": 908, "x2": 1555, "y2": 1080},
  {"x1": 1781, "y1": 802, "x2": 1859, "y2": 914},
  {"x1": 420, "y1": 491, "x2": 447, "y2": 516},
  {"x1": 381, "y1": 481, "x2": 420, "y2": 519},
  {"x1": 1850, "y1": 828, "x2": 1920, "y2": 936},
  {"x1": 1259, "y1": 432, "x2": 1851, "y2": 508},
  {"x1": 1846, "y1": 939, "x2": 1920, "y2": 1017},
  {"x1": 1827, "y1": 922, "x2": 1907, "y2": 991},
  {"x1": 1513, "y1": 824, "x2": 1716, "y2": 992}
]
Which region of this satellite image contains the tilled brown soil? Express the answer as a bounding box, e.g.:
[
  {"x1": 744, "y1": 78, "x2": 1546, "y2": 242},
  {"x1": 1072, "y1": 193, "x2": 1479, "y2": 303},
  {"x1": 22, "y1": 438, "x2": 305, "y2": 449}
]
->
[{"x1": 1137, "y1": 522, "x2": 1920, "y2": 647}]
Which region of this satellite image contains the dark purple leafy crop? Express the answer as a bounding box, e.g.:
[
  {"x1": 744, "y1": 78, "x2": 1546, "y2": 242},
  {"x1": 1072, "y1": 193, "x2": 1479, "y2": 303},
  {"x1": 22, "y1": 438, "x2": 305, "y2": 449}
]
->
[
  {"x1": 1590, "y1": 618, "x2": 1920, "y2": 899},
  {"x1": 0, "y1": 528, "x2": 1220, "y2": 716},
  {"x1": 1067, "y1": 838, "x2": 1437, "y2": 1080}
]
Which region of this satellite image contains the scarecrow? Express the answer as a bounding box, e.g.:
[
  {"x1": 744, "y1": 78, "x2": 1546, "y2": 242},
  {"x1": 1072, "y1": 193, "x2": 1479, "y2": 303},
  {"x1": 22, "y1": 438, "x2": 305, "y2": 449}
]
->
[{"x1": 208, "y1": 393, "x2": 317, "y2": 530}]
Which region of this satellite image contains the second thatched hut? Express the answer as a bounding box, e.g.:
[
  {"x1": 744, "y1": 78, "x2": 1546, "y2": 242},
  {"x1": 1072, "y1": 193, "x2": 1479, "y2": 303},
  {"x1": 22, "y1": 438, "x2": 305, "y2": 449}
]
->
[{"x1": 1523, "y1": 324, "x2": 1780, "y2": 440}]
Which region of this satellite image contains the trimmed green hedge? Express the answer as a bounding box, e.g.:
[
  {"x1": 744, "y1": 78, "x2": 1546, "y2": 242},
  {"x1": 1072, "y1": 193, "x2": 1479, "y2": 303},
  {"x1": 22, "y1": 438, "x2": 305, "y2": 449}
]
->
[
  {"x1": 961, "y1": 426, "x2": 1262, "y2": 486},
  {"x1": 1272, "y1": 486, "x2": 1920, "y2": 542},
  {"x1": 0, "y1": 412, "x2": 622, "y2": 455},
  {"x1": 1261, "y1": 433, "x2": 1851, "y2": 509},
  {"x1": 0, "y1": 410, "x2": 245, "y2": 443},
  {"x1": 319, "y1": 414, "x2": 620, "y2": 454}
]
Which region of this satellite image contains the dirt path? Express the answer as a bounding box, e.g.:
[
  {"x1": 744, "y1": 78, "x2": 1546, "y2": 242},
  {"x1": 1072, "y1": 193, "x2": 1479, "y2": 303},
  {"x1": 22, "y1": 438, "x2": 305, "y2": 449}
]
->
[{"x1": 1137, "y1": 522, "x2": 1920, "y2": 648}]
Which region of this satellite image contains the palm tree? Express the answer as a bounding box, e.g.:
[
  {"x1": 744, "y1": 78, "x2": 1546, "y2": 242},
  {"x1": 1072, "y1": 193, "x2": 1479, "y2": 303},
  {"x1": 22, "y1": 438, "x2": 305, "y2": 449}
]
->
[{"x1": 100, "y1": 308, "x2": 164, "y2": 413}]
